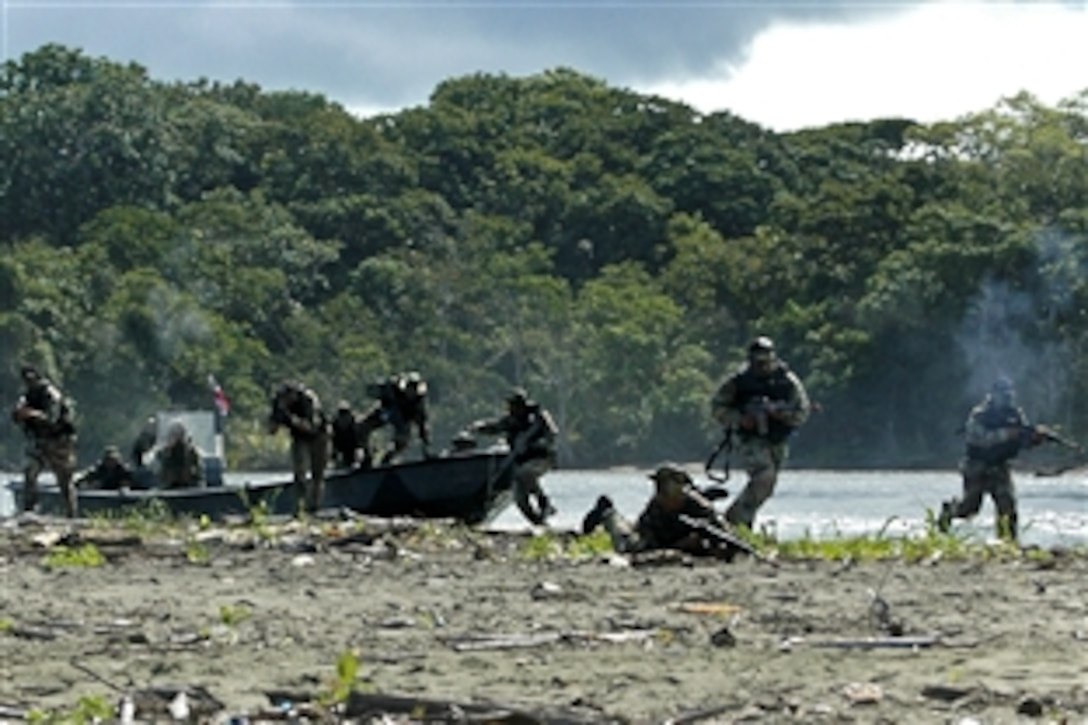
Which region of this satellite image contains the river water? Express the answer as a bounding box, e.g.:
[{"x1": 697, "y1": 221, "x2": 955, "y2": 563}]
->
[{"x1": 3, "y1": 468, "x2": 1085, "y2": 548}]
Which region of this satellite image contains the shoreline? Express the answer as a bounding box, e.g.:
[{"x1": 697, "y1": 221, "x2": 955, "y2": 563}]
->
[{"x1": 1, "y1": 513, "x2": 1086, "y2": 722}]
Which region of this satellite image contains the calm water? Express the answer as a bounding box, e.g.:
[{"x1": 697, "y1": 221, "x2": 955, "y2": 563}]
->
[{"x1": 3, "y1": 468, "x2": 1085, "y2": 548}]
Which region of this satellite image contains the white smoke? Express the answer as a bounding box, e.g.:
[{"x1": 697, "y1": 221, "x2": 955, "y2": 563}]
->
[{"x1": 958, "y1": 226, "x2": 1085, "y2": 423}]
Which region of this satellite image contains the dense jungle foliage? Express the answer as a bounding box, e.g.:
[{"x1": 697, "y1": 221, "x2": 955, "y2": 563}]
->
[{"x1": 2, "y1": 44, "x2": 1087, "y2": 470}]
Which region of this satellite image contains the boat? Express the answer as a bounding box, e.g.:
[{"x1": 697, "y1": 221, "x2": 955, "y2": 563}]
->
[
  {"x1": 7, "y1": 438, "x2": 516, "y2": 524},
  {"x1": 6, "y1": 478, "x2": 300, "y2": 521},
  {"x1": 323, "y1": 450, "x2": 516, "y2": 524}
]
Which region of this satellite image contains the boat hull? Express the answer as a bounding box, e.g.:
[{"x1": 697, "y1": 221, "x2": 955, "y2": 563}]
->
[
  {"x1": 325, "y1": 452, "x2": 514, "y2": 524},
  {"x1": 7, "y1": 452, "x2": 514, "y2": 524}
]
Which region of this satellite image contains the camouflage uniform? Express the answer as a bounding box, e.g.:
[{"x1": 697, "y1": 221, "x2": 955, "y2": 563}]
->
[
  {"x1": 471, "y1": 387, "x2": 558, "y2": 526},
  {"x1": 131, "y1": 416, "x2": 158, "y2": 468},
  {"x1": 711, "y1": 337, "x2": 811, "y2": 530},
  {"x1": 156, "y1": 422, "x2": 205, "y2": 489},
  {"x1": 330, "y1": 401, "x2": 362, "y2": 468},
  {"x1": 269, "y1": 380, "x2": 329, "y2": 513},
  {"x1": 77, "y1": 447, "x2": 136, "y2": 490},
  {"x1": 939, "y1": 378, "x2": 1040, "y2": 541},
  {"x1": 587, "y1": 466, "x2": 723, "y2": 555},
  {"x1": 11, "y1": 366, "x2": 78, "y2": 517},
  {"x1": 357, "y1": 372, "x2": 432, "y2": 466}
]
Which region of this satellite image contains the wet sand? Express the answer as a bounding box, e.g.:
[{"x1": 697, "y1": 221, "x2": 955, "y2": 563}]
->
[{"x1": 0, "y1": 513, "x2": 1085, "y2": 723}]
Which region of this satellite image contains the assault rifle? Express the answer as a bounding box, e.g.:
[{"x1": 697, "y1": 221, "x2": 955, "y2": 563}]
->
[
  {"x1": 743, "y1": 396, "x2": 792, "y2": 437},
  {"x1": 677, "y1": 513, "x2": 778, "y2": 568},
  {"x1": 1024, "y1": 424, "x2": 1082, "y2": 451}
]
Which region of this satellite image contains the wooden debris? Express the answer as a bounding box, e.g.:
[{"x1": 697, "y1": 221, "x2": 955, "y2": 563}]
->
[
  {"x1": 445, "y1": 632, "x2": 562, "y2": 651},
  {"x1": 921, "y1": 684, "x2": 974, "y2": 702},
  {"x1": 0, "y1": 704, "x2": 29, "y2": 720},
  {"x1": 444, "y1": 628, "x2": 658, "y2": 652},
  {"x1": 674, "y1": 602, "x2": 744, "y2": 617},
  {"x1": 345, "y1": 691, "x2": 601, "y2": 723},
  {"x1": 784, "y1": 635, "x2": 940, "y2": 649},
  {"x1": 10, "y1": 624, "x2": 61, "y2": 640}
]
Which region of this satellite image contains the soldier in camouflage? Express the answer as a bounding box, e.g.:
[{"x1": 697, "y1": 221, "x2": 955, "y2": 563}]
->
[
  {"x1": 11, "y1": 365, "x2": 78, "y2": 517},
  {"x1": 76, "y1": 446, "x2": 136, "y2": 490},
  {"x1": 269, "y1": 380, "x2": 329, "y2": 513},
  {"x1": 711, "y1": 336, "x2": 811, "y2": 530},
  {"x1": 357, "y1": 372, "x2": 432, "y2": 467},
  {"x1": 470, "y1": 387, "x2": 558, "y2": 525},
  {"x1": 580, "y1": 464, "x2": 733, "y2": 558},
  {"x1": 156, "y1": 421, "x2": 205, "y2": 489},
  {"x1": 938, "y1": 377, "x2": 1044, "y2": 541},
  {"x1": 330, "y1": 400, "x2": 362, "y2": 469}
]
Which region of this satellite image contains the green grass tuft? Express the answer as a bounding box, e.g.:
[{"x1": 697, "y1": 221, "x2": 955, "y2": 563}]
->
[{"x1": 43, "y1": 543, "x2": 106, "y2": 569}]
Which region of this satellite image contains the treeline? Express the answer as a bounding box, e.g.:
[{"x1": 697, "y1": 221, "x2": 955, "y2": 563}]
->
[{"x1": 2, "y1": 44, "x2": 1086, "y2": 470}]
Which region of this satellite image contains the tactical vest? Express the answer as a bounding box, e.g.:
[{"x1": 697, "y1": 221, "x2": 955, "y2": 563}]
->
[
  {"x1": 274, "y1": 387, "x2": 327, "y2": 440},
  {"x1": 512, "y1": 405, "x2": 557, "y2": 463},
  {"x1": 22, "y1": 382, "x2": 73, "y2": 438},
  {"x1": 965, "y1": 403, "x2": 1025, "y2": 464},
  {"x1": 24, "y1": 383, "x2": 54, "y2": 413},
  {"x1": 731, "y1": 363, "x2": 796, "y2": 444}
]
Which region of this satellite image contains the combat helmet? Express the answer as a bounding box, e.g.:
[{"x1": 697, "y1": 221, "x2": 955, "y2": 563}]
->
[
  {"x1": 506, "y1": 386, "x2": 530, "y2": 406},
  {"x1": 649, "y1": 463, "x2": 693, "y2": 493}
]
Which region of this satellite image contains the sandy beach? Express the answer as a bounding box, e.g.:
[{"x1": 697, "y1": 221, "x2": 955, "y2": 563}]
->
[{"x1": 0, "y1": 512, "x2": 1085, "y2": 724}]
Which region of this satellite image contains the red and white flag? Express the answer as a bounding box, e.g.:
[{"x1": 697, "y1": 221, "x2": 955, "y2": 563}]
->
[{"x1": 208, "y1": 374, "x2": 231, "y2": 417}]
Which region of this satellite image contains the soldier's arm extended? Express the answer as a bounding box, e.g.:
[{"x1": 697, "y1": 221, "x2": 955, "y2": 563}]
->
[{"x1": 470, "y1": 415, "x2": 509, "y2": 437}]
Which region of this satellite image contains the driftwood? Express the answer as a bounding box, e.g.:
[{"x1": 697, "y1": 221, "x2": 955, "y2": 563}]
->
[
  {"x1": 0, "y1": 704, "x2": 30, "y2": 720},
  {"x1": 444, "y1": 628, "x2": 658, "y2": 652},
  {"x1": 10, "y1": 624, "x2": 61, "y2": 640},
  {"x1": 920, "y1": 684, "x2": 975, "y2": 702},
  {"x1": 345, "y1": 691, "x2": 603, "y2": 724},
  {"x1": 783, "y1": 635, "x2": 941, "y2": 650}
]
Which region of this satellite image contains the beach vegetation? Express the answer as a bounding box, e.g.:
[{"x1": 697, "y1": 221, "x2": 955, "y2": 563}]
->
[
  {"x1": 514, "y1": 518, "x2": 1056, "y2": 565},
  {"x1": 523, "y1": 528, "x2": 624, "y2": 560},
  {"x1": 87, "y1": 498, "x2": 180, "y2": 537},
  {"x1": 568, "y1": 528, "x2": 615, "y2": 558},
  {"x1": 0, "y1": 617, "x2": 13, "y2": 634},
  {"x1": 319, "y1": 648, "x2": 371, "y2": 707},
  {"x1": 43, "y1": 543, "x2": 106, "y2": 569},
  {"x1": 235, "y1": 496, "x2": 277, "y2": 541},
  {"x1": 186, "y1": 539, "x2": 211, "y2": 564},
  {"x1": 521, "y1": 531, "x2": 566, "y2": 561},
  {"x1": 26, "y1": 694, "x2": 114, "y2": 724},
  {"x1": 219, "y1": 603, "x2": 252, "y2": 627}
]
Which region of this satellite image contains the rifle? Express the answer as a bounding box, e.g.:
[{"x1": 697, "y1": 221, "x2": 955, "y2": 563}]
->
[
  {"x1": 743, "y1": 396, "x2": 794, "y2": 437},
  {"x1": 1025, "y1": 424, "x2": 1082, "y2": 451},
  {"x1": 1025, "y1": 424, "x2": 1085, "y2": 476},
  {"x1": 677, "y1": 513, "x2": 778, "y2": 568},
  {"x1": 704, "y1": 428, "x2": 733, "y2": 484}
]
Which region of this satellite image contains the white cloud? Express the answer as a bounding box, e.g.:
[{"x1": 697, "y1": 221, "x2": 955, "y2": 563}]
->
[{"x1": 643, "y1": 2, "x2": 1088, "y2": 131}]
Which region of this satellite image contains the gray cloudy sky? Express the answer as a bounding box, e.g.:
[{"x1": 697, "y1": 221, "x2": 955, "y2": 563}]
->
[{"x1": 3, "y1": 0, "x2": 910, "y2": 112}]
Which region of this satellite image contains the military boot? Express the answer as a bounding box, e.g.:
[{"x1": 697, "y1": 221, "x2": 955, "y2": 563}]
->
[
  {"x1": 937, "y1": 501, "x2": 953, "y2": 533},
  {"x1": 581, "y1": 495, "x2": 614, "y2": 535}
]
